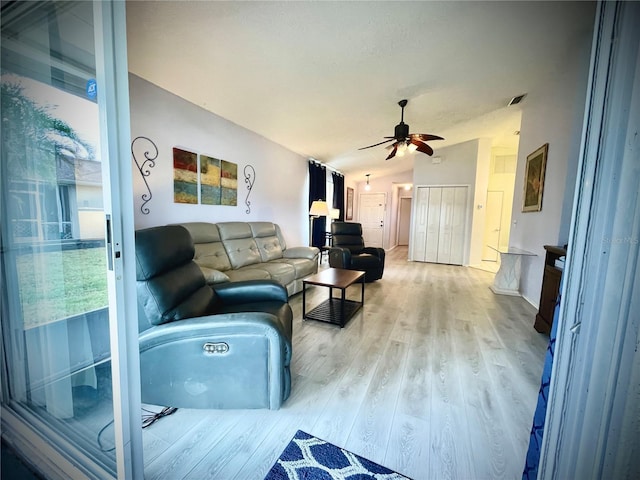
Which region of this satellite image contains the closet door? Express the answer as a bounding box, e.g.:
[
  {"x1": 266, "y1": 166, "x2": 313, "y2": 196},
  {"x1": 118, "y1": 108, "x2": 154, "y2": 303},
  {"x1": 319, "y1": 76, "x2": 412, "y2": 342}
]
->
[
  {"x1": 448, "y1": 186, "x2": 467, "y2": 265},
  {"x1": 424, "y1": 187, "x2": 442, "y2": 263},
  {"x1": 411, "y1": 185, "x2": 467, "y2": 265},
  {"x1": 412, "y1": 187, "x2": 430, "y2": 261}
]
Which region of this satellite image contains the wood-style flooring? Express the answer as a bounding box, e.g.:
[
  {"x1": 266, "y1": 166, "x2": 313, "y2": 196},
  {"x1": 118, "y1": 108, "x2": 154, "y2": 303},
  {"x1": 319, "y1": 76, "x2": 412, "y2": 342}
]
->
[{"x1": 142, "y1": 246, "x2": 549, "y2": 479}]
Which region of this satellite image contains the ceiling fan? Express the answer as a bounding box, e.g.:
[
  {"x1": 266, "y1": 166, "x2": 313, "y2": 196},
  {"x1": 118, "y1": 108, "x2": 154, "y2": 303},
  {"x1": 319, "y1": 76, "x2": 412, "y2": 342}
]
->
[{"x1": 359, "y1": 99, "x2": 444, "y2": 160}]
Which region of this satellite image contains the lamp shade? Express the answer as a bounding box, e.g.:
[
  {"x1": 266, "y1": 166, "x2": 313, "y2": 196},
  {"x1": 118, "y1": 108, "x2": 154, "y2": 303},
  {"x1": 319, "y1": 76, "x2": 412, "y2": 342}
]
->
[
  {"x1": 309, "y1": 200, "x2": 330, "y2": 217},
  {"x1": 330, "y1": 208, "x2": 340, "y2": 219}
]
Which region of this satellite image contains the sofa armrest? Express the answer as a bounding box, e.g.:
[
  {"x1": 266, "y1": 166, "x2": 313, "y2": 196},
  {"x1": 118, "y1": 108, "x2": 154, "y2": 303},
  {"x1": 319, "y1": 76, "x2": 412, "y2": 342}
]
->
[
  {"x1": 138, "y1": 310, "x2": 292, "y2": 409},
  {"x1": 328, "y1": 247, "x2": 352, "y2": 269},
  {"x1": 139, "y1": 310, "x2": 291, "y2": 349},
  {"x1": 362, "y1": 246, "x2": 385, "y2": 261},
  {"x1": 200, "y1": 266, "x2": 231, "y2": 284},
  {"x1": 213, "y1": 279, "x2": 289, "y2": 304},
  {"x1": 283, "y1": 246, "x2": 319, "y2": 260}
]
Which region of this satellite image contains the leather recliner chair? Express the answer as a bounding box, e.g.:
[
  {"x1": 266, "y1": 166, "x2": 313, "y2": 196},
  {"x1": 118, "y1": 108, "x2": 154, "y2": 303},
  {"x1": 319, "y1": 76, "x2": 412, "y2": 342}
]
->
[
  {"x1": 135, "y1": 225, "x2": 293, "y2": 410},
  {"x1": 328, "y1": 222, "x2": 385, "y2": 282}
]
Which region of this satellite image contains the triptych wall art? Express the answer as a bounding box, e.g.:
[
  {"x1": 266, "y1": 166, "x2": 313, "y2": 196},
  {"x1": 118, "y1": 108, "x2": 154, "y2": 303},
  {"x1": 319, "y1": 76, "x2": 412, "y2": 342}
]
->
[{"x1": 173, "y1": 147, "x2": 237, "y2": 206}]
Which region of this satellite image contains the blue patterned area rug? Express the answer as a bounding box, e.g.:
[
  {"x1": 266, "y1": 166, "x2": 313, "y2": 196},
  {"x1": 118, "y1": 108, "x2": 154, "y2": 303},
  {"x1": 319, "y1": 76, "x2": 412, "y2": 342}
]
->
[{"x1": 264, "y1": 430, "x2": 411, "y2": 480}]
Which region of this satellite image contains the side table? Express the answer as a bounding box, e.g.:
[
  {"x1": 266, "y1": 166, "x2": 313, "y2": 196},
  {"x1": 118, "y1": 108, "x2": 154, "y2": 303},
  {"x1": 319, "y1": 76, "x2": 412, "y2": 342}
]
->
[
  {"x1": 302, "y1": 268, "x2": 365, "y2": 328},
  {"x1": 489, "y1": 246, "x2": 536, "y2": 296}
]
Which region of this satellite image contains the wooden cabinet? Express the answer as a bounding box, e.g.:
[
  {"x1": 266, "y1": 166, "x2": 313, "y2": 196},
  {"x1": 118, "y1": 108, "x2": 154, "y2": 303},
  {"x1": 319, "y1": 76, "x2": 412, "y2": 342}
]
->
[{"x1": 534, "y1": 245, "x2": 566, "y2": 334}]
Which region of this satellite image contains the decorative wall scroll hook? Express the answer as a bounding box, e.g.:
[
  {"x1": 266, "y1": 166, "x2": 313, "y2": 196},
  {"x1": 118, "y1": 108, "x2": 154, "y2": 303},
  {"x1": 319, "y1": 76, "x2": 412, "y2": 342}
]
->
[{"x1": 132, "y1": 136, "x2": 158, "y2": 215}]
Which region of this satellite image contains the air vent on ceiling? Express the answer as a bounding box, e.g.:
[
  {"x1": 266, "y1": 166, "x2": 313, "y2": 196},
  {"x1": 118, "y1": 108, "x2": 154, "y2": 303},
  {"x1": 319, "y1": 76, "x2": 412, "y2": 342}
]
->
[{"x1": 508, "y1": 94, "x2": 527, "y2": 106}]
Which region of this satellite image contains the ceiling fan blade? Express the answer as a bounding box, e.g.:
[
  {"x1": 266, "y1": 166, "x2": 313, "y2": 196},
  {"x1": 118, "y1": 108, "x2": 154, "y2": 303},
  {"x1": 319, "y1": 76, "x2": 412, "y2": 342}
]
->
[
  {"x1": 385, "y1": 144, "x2": 398, "y2": 160},
  {"x1": 358, "y1": 138, "x2": 395, "y2": 150},
  {"x1": 410, "y1": 139, "x2": 434, "y2": 156},
  {"x1": 410, "y1": 133, "x2": 444, "y2": 142}
]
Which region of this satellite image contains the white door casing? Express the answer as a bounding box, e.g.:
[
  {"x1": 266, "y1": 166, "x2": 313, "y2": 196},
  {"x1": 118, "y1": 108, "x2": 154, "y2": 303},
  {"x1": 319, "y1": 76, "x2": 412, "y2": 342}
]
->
[{"x1": 482, "y1": 190, "x2": 504, "y2": 261}]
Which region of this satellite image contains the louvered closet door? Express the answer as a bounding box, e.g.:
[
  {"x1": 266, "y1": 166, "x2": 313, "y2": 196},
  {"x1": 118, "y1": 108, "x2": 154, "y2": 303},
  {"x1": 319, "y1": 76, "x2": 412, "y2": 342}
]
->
[
  {"x1": 412, "y1": 186, "x2": 468, "y2": 265},
  {"x1": 412, "y1": 186, "x2": 429, "y2": 261},
  {"x1": 424, "y1": 187, "x2": 443, "y2": 263}
]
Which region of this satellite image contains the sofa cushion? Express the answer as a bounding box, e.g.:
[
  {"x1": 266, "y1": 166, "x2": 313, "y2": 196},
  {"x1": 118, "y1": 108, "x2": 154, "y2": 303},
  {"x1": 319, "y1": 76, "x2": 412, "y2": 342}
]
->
[
  {"x1": 255, "y1": 236, "x2": 283, "y2": 262},
  {"x1": 246, "y1": 262, "x2": 295, "y2": 287},
  {"x1": 273, "y1": 257, "x2": 318, "y2": 279},
  {"x1": 194, "y1": 242, "x2": 232, "y2": 271},
  {"x1": 226, "y1": 267, "x2": 271, "y2": 283},
  {"x1": 248, "y1": 222, "x2": 284, "y2": 261},
  {"x1": 224, "y1": 237, "x2": 262, "y2": 268},
  {"x1": 217, "y1": 222, "x2": 262, "y2": 268},
  {"x1": 179, "y1": 221, "x2": 221, "y2": 243},
  {"x1": 200, "y1": 267, "x2": 231, "y2": 284},
  {"x1": 179, "y1": 222, "x2": 232, "y2": 271}
]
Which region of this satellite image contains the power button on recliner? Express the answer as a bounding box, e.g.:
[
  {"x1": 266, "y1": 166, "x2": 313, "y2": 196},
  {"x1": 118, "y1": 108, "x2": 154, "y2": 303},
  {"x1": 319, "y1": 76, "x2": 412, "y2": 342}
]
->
[{"x1": 203, "y1": 342, "x2": 229, "y2": 354}]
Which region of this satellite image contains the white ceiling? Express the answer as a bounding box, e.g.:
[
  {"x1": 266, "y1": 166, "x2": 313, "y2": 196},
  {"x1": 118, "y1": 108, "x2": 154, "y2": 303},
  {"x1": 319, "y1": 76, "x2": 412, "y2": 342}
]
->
[{"x1": 126, "y1": 1, "x2": 595, "y2": 180}]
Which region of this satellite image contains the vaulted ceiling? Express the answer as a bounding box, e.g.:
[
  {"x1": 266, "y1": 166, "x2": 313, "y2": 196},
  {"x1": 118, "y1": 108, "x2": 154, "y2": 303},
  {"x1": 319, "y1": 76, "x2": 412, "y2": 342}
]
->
[{"x1": 126, "y1": 1, "x2": 595, "y2": 180}]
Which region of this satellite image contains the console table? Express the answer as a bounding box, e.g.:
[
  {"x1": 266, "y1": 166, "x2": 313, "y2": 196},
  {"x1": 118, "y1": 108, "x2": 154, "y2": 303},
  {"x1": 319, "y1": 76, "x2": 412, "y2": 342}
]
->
[
  {"x1": 302, "y1": 268, "x2": 365, "y2": 328},
  {"x1": 489, "y1": 246, "x2": 536, "y2": 296}
]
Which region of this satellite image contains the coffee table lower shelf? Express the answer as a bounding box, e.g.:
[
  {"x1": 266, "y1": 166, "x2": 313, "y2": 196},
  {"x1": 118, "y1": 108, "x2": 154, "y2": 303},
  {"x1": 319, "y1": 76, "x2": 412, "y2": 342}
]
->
[
  {"x1": 304, "y1": 298, "x2": 362, "y2": 327},
  {"x1": 302, "y1": 268, "x2": 365, "y2": 328}
]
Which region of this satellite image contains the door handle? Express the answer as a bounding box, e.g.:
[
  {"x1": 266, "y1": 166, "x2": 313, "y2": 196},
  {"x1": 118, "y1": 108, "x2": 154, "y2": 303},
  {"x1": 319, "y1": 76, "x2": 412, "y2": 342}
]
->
[{"x1": 106, "y1": 214, "x2": 113, "y2": 271}]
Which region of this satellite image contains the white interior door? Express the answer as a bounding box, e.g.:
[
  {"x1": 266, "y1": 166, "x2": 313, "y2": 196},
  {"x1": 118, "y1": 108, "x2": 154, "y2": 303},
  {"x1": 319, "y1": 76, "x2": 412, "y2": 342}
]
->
[
  {"x1": 482, "y1": 190, "x2": 503, "y2": 261},
  {"x1": 359, "y1": 193, "x2": 386, "y2": 248}
]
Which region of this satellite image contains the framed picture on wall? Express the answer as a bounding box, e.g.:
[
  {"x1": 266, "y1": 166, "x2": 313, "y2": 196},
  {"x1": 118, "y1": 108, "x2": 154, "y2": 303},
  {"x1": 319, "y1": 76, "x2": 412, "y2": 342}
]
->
[
  {"x1": 346, "y1": 187, "x2": 354, "y2": 220},
  {"x1": 522, "y1": 143, "x2": 548, "y2": 212}
]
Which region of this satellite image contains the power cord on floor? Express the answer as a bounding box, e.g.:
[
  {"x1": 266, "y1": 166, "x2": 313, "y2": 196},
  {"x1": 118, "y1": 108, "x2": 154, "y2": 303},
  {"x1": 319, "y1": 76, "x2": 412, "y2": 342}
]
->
[
  {"x1": 141, "y1": 406, "x2": 178, "y2": 429},
  {"x1": 97, "y1": 406, "x2": 178, "y2": 452}
]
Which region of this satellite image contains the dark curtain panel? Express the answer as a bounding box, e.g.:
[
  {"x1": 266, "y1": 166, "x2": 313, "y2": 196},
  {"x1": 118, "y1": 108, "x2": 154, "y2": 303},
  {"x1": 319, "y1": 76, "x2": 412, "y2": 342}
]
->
[
  {"x1": 308, "y1": 161, "x2": 326, "y2": 247},
  {"x1": 332, "y1": 171, "x2": 345, "y2": 221}
]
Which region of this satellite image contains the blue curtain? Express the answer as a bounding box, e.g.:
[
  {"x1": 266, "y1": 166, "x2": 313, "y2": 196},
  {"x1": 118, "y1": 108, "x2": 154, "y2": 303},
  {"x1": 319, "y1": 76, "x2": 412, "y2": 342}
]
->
[
  {"x1": 308, "y1": 162, "x2": 326, "y2": 248},
  {"x1": 332, "y1": 171, "x2": 345, "y2": 221},
  {"x1": 522, "y1": 277, "x2": 563, "y2": 479}
]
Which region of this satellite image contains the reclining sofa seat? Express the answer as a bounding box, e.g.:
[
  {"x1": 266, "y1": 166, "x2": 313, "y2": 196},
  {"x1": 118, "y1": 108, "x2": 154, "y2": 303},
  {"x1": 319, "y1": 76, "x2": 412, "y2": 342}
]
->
[
  {"x1": 329, "y1": 221, "x2": 386, "y2": 282},
  {"x1": 135, "y1": 224, "x2": 293, "y2": 410},
  {"x1": 179, "y1": 221, "x2": 319, "y2": 296}
]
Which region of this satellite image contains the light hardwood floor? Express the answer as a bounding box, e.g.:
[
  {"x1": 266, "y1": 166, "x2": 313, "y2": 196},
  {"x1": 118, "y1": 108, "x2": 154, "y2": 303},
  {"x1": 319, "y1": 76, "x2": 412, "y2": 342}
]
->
[{"x1": 142, "y1": 247, "x2": 549, "y2": 480}]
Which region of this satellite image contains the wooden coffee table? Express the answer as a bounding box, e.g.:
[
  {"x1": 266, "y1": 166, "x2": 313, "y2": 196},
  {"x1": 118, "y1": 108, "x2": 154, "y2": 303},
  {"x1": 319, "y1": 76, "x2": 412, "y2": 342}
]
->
[{"x1": 302, "y1": 268, "x2": 365, "y2": 328}]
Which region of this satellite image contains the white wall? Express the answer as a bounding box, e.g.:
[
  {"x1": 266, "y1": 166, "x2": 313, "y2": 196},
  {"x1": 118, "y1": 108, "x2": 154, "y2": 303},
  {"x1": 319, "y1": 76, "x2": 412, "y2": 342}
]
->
[
  {"x1": 509, "y1": 33, "x2": 593, "y2": 306},
  {"x1": 128, "y1": 75, "x2": 309, "y2": 246}
]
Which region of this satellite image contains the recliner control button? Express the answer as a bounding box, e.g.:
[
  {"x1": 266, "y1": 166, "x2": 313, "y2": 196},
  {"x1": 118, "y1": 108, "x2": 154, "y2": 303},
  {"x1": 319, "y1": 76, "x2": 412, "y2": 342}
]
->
[{"x1": 203, "y1": 342, "x2": 229, "y2": 354}]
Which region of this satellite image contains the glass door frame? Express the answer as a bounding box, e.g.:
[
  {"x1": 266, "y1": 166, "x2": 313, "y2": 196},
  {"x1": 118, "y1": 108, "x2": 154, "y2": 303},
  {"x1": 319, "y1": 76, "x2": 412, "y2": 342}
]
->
[{"x1": 0, "y1": 1, "x2": 143, "y2": 478}]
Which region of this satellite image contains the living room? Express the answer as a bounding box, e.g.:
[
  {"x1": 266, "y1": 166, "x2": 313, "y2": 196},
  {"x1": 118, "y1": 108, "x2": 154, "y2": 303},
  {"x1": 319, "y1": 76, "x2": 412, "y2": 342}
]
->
[{"x1": 3, "y1": 0, "x2": 633, "y2": 478}]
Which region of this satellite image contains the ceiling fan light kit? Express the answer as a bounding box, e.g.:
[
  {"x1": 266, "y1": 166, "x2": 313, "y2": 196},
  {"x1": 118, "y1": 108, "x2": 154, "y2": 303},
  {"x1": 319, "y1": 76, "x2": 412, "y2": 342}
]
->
[{"x1": 359, "y1": 99, "x2": 444, "y2": 160}]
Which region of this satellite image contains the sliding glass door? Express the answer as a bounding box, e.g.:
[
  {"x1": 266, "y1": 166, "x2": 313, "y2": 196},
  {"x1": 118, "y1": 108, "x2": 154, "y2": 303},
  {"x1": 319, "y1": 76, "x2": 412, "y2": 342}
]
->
[{"x1": 1, "y1": 1, "x2": 140, "y2": 477}]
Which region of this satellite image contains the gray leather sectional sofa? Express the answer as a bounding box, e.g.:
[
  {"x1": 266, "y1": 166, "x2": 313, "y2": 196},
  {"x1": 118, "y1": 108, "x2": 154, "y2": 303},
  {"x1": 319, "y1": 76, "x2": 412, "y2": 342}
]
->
[{"x1": 179, "y1": 221, "x2": 319, "y2": 296}]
